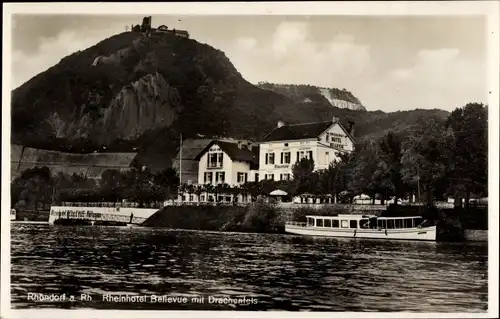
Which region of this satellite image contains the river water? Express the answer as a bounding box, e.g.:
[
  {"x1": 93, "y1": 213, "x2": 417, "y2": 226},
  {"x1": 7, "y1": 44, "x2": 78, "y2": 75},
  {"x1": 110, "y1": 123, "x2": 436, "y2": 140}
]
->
[{"x1": 11, "y1": 224, "x2": 488, "y2": 312}]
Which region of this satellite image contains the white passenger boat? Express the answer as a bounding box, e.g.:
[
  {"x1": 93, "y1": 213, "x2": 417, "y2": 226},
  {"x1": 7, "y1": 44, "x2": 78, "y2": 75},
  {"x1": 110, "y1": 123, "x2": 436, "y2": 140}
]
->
[{"x1": 285, "y1": 214, "x2": 437, "y2": 241}]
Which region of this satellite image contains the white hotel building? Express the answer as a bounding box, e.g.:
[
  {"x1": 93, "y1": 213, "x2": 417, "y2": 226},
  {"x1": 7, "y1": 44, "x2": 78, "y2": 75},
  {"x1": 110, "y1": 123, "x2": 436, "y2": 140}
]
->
[
  {"x1": 174, "y1": 117, "x2": 354, "y2": 204},
  {"x1": 194, "y1": 140, "x2": 260, "y2": 187},
  {"x1": 258, "y1": 117, "x2": 355, "y2": 181}
]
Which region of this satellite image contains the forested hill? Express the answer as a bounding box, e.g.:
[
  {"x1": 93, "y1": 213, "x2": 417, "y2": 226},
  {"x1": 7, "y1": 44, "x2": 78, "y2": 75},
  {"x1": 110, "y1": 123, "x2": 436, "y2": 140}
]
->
[{"x1": 11, "y1": 29, "x2": 449, "y2": 170}]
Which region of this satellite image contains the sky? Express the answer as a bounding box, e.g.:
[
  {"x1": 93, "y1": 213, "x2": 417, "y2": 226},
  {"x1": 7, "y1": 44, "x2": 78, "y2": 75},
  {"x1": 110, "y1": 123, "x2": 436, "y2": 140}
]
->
[{"x1": 10, "y1": 14, "x2": 488, "y2": 112}]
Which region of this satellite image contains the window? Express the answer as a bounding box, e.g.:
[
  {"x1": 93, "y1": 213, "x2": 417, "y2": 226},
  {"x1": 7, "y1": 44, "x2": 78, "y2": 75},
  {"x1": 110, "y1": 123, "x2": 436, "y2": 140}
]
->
[
  {"x1": 317, "y1": 219, "x2": 324, "y2": 227},
  {"x1": 207, "y1": 151, "x2": 223, "y2": 168},
  {"x1": 280, "y1": 173, "x2": 291, "y2": 181},
  {"x1": 204, "y1": 172, "x2": 213, "y2": 184},
  {"x1": 265, "y1": 153, "x2": 275, "y2": 165},
  {"x1": 414, "y1": 218, "x2": 422, "y2": 227},
  {"x1": 332, "y1": 220, "x2": 339, "y2": 228},
  {"x1": 182, "y1": 195, "x2": 186, "y2": 202},
  {"x1": 237, "y1": 172, "x2": 246, "y2": 183},
  {"x1": 324, "y1": 219, "x2": 331, "y2": 227},
  {"x1": 255, "y1": 173, "x2": 259, "y2": 182},
  {"x1": 341, "y1": 220, "x2": 349, "y2": 228},
  {"x1": 265, "y1": 174, "x2": 274, "y2": 181},
  {"x1": 395, "y1": 219, "x2": 402, "y2": 229},
  {"x1": 307, "y1": 217, "x2": 314, "y2": 226},
  {"x1": 200, "y1": 195, "x2": 205, "y2": 202},
  {"x1": 284, "y1": 143, "x2": 289, "y2": 147},
  {"x1": 296, "y1": 151, "x2": 313, "y2": 162},
  {"x1": 189, "y1": 195, "x2": 193, "y2": 202},
  {"x1": 215, "y1": 172, "x2": 225, "y2": 184},
  {"x1": 359, "y1": 219, "x2": 369, "y2": 229},
  {"x1": 281, "y1": 152, "x2": 291, "y2": 164},
  {"x1": 350, "y1": 220, "x2": 358, "y2": 228},
  {"x1": 378, "y1": 219, "x2": 387, "y2": 229},
  {"x1": 405, "y1": 219, "x2": 413, "y2": 228}
]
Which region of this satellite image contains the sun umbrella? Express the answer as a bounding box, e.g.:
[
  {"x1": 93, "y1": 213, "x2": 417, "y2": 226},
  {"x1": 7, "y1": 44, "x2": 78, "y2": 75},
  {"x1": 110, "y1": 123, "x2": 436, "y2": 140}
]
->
[
  {"x1": 354, "y1": 194, "x2": 370, "y2": 200},
  {"x1": 270, "y1": 189, "x2": 288, "y2": 196}
]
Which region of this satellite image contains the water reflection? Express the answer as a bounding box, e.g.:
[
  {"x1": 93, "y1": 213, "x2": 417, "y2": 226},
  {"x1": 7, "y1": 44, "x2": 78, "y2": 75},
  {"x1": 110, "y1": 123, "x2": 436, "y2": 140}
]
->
[{"x1": 11, "y1": 224, "x2": 487, "y2": 312}]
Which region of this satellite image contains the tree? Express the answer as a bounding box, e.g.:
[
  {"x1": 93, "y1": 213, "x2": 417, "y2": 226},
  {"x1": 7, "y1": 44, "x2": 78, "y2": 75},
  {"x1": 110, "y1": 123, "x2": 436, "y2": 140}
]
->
[
  {"x1": 70, "y1": 173, "x2": 96, "y2": 189},
  {"x1": 154, "y1": 167, "x2": 179, "y2": 199},
  {"x1": 242, "y1": 181, "x2": 261, "y2": 201},
  {"x1": 401, "y1": 117, "x2": 452, "y2": 206},
  {"x1": 348, "y1": 140, "x2": 383, "y2": 203},
  {"x1": 446, "y1": 103, "x2": 488, "y2": 208},
  {"x1": 291, "y1": 157, "x2": 315, "y2": 195},
  {"x1": 11, "y1": 166, "x2": 54, "y2": 209},
  {"x1": 378, "y1": 131, "x2": 406, "y2": 204}
]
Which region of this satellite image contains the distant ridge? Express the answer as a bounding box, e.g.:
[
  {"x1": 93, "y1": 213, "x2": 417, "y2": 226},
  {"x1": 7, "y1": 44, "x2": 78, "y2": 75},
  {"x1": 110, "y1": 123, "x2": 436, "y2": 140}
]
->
[{"x1": 257, "y1": 82, "x2": 366, "y2": 111}]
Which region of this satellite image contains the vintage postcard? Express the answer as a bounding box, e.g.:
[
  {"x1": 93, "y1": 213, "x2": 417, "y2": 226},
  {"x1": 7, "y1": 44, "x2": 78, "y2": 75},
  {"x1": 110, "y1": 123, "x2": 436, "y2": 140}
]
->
[{"x1": 1, "y1": 2, "x2": 499, "y2": 319}]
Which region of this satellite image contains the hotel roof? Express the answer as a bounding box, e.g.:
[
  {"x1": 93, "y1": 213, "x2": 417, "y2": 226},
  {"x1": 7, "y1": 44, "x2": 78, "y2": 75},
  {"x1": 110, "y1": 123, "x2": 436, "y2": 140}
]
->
[
  {"x1": 194, "y1": 140, "x2": 260, "y2": 169},
  {"x1": 261, "y1": 120, "x2": 354, "y2": 142}
]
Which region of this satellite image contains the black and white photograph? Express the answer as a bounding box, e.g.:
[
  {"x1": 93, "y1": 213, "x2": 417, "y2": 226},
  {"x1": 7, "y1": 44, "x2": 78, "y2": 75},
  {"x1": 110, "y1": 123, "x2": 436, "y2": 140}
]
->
[{"x1": 1, "y1": 2, "x2": 499, "y2": 318}]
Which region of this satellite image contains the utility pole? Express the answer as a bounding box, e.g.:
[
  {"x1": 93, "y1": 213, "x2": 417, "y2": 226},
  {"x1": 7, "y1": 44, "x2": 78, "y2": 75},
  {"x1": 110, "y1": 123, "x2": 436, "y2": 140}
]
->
[
  {"x1": 417, "y1": 164, "x2": 421, "y2": 204},
  {"x1": 179, "y1": 133, "x2": 183, "y2": 185}
]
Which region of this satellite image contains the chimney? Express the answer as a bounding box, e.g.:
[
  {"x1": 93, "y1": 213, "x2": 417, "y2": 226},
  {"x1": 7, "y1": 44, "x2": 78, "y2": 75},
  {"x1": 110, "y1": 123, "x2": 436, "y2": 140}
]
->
[
  {"x1": 277, "y1": 120, "x2": 285, "y2": 128},
  {"x1": 347, "y1": 120, "x2": 355, "y2": 137},
  {"x1": 332, "y1": 116, "x2": 339, "y2": 124}
]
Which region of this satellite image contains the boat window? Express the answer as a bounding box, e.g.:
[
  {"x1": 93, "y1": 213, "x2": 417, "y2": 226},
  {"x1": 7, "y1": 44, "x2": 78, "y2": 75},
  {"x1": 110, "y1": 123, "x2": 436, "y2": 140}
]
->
[
  {"x1": 395, "y1": 219, "x2": 402, "y2": 229},
  {"x1": 414, "y1": 218, "x2": 422, "y2": 226},
  {"x1": 387, "y1": 219, "x2": 395, "y2": 229},
  {"x1": 317, "y1": 219, "x2": 324, "y2": 227},
  {"x1": 332, "y1": 219, "x2": 339, "y2": 228},
  {"x1": 324, "y1": 219, "x2": 331, "y2": 227},
  {"x1": 404, "y1": 218, "x2": 412, "y2": 228},
  {"x1": 307, "y1": 217, "x2": 314, "y2": 226},
  {"x1": 360, "y1": 219, "x2": 369, "y2": 229},
  {"x1": 349, "y1": 220, "x2": 357, "y2": 228},
  {"x1": 341, "y1": 220, "x2": 349, "y2": 228}
]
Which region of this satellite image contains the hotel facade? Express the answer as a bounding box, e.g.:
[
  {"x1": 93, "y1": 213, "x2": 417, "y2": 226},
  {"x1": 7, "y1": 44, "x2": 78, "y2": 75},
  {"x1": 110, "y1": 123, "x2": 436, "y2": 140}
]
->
[
  {"x1": 173, "y1": 117, "x2": 355, "y2": 204},
  {"x1": 258, "y1": 117, "x2": 355, "y2": 181},
  {"x1": 194, "y1": 140, "x2": 259, "y2": 187}
]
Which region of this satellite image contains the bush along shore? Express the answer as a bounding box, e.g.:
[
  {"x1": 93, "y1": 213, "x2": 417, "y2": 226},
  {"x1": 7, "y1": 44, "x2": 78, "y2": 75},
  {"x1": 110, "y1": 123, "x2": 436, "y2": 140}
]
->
[{"x1": 142, "y1": 198, "x2": 287, "y2": 233}]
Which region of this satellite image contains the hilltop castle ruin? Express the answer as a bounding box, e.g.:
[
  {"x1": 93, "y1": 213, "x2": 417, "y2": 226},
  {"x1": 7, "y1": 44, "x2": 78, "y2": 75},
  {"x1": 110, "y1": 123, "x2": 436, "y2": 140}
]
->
[{"x1": 131, "y1": 16, "x2": 190, "y2": 38}]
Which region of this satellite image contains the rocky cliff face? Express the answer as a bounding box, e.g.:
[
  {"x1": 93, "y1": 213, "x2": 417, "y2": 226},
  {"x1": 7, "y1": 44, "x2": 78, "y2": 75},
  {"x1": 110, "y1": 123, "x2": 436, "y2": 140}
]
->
[
  {"x1": 257, "y1": 83, "x2": 366, "y2": 111},
  {"x1": 12, "y1": 31, "x2": 312, "y2": 161}
]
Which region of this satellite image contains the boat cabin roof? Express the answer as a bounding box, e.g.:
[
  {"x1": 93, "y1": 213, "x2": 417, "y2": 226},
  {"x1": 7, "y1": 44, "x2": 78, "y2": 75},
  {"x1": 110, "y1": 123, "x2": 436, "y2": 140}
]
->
[{"x1": 305, "y1": 214, "x2": 423, "y2": 220}]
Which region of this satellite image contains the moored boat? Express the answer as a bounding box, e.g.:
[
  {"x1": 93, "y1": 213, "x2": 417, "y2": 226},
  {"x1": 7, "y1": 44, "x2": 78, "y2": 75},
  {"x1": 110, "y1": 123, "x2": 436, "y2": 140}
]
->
[{"x1": 285, "y1": 214, "x2": 437, "y2": 241}]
